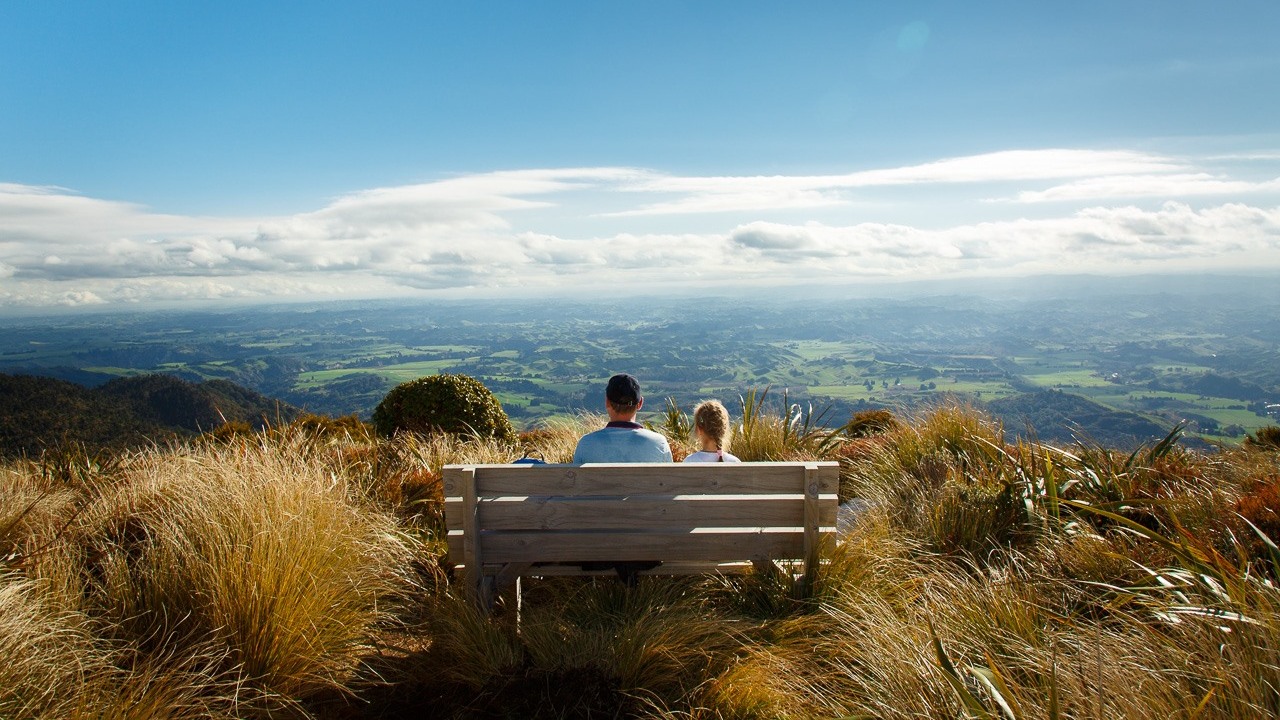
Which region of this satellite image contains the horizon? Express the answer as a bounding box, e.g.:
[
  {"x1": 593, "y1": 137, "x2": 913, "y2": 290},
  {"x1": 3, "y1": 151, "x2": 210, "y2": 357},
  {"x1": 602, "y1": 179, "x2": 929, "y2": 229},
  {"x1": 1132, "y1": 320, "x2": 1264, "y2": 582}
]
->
[
  {"x1": 1, "y1": 270, "x2": 1276, "y2": 322},
  {"x1": 3, "y1": 2, "x2": 1279, "y2": 310}
]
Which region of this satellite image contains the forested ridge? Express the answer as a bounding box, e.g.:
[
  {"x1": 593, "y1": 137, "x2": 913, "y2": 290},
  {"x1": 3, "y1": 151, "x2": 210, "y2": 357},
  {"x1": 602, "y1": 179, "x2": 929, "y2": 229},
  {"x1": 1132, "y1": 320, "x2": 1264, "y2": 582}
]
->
[
  {"x1": 0, "y1": 373, "x2": 298, "y2": 457},
  {"x1": 986, "y1": 389, "x2": 1173, "y2": 449}
]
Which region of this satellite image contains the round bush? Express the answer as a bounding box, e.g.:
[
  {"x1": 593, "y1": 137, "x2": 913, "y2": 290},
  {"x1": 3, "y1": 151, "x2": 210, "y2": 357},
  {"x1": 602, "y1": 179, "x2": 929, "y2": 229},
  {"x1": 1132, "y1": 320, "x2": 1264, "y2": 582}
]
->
[{"x1": 372, "y1": 374, "x2": 516, "y2": 441}]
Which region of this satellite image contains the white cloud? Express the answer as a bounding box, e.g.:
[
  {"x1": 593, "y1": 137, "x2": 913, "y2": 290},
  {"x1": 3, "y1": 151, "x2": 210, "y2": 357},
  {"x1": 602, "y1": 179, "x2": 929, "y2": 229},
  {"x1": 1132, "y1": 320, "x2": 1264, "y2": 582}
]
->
[
  {"x1": 603, "y1": 149, "x2": 1190, "y2": 216},
  {"x1": 1011, "y1": 174, "x2": 1280, "y2": 203},
  {"x1": 1, "y1": 149, "x2": 1278, "y2": 308},
  {"x1": 839, "y1": 149, "x2": 1184, "y2": 186},
  {"x1": 57, "y1": 291, "x2": 106, "y2": 307},
  {"x1": 726, "y1": 202, "x2": 1280, "y2": 276}
]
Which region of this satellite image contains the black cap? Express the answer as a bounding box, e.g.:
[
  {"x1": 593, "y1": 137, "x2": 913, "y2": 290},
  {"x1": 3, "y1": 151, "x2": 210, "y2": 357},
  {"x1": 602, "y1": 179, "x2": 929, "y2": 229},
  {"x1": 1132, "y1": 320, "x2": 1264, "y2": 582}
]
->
[{"x1": 605, "y1": 373, "x2": 641, "y2": 407}]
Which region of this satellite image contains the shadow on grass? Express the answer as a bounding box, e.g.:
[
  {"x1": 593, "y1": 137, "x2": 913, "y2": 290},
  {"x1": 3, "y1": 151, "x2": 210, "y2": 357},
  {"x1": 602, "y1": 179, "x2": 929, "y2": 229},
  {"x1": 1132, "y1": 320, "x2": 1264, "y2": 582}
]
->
[{"x1": 309, "y1": 638, "x2": 646, "y2": 720}]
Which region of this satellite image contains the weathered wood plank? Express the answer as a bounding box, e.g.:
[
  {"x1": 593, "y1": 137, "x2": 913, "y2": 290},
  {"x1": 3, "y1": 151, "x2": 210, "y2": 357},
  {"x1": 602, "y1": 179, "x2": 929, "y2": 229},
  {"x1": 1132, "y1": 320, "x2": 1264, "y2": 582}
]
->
[
  {"x1": 802, "y1": 463, "x2": 821, "y2": 583},
  {"x1": 458, "y1": 467, "x2": 482, "y2": 601},
  {"x1": 445, "y1": 527, "x2": 834, "y2": 566},
  {"x1": 476, "y1": 529, "x2": 809, "y2": 564},
  {"x1": 445, "y1": 495, "x2": 838, "y2": 532},
  {"x1": 442, "y1": 461, "x2": 842, "y2": 606},
  {"x1": 442, "y1": 462, "x2": 839, "y2": 497},
  {"x1": 452, "y1": 560, "x2": 763, "y2": 578}
]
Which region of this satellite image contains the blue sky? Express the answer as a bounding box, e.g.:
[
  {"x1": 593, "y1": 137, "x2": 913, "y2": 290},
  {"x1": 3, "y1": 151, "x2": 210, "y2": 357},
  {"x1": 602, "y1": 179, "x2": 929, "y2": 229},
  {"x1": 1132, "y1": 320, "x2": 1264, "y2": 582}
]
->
[{"x1": 2, "y1": 1, "x2": 1279, "y2": 309}]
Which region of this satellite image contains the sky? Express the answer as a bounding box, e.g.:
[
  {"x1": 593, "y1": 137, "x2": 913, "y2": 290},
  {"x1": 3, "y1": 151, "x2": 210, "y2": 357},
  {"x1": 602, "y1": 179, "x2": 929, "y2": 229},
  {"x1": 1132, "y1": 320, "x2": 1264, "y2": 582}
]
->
[{"x1": 2, "y1": 1, "x2": 1279, "y2": 310}]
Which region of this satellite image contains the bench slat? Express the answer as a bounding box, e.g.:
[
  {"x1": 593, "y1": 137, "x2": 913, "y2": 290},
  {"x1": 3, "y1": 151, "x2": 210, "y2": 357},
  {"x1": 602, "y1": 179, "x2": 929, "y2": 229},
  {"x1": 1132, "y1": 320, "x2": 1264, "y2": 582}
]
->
[
  {"x1": 443, "y1": 463, "x2": 838, "y2": 497},
  {"x1": 444, "y1": 495, "x2": 839, "y2": 532},
  {"x1": 464, "y1": 560, "x2": 760, "y2": 577},
  {"x1": 466, "y1": 529, "x2": 811, "y2": 564},
  {"x1": 448, "y1": 527, "x2": 839, "y2": 566}
]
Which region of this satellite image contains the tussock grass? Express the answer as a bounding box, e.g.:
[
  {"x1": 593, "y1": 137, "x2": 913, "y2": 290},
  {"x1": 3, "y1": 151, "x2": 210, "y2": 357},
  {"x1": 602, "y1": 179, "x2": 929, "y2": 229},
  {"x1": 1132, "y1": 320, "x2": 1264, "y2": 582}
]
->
[
  {"x1": 0, "y1": 465, "x2": 79, "y2": 568},
  {"x1": 0, "y1": 575, "x2": 103, "y2": 718},
  {"x1": 416, "y1": 576, "x2": 745, "y2": 717},
  {"x1": 521, "y1": 578, "x2": 741, "y2": 697},
  {"x1": 518, "y1": 413, "x2": 596, "y2": 464},
  {"x1": 9, "y1": 432, "x2": 423, "y2": 716},
  {"x1": 0, "y1": 571, "x2": 226, "y2": 719},
  {"x1": 4, "y1": 403, "x2": 1280, "y2": 717},
  {"x1": 418, "y1": 590, "x2": 525, "y2": 691}
]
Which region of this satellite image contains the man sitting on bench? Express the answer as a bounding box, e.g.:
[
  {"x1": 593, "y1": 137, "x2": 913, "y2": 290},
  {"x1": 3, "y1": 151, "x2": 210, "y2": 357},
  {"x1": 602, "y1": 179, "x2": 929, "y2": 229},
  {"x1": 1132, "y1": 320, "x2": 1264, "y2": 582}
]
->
[
  {"x1": 573, "y1": 373, "x2": 672, "y2": 463},
  {"x1": 572, "y1": 373, "x2": 671, "y2": 583}
]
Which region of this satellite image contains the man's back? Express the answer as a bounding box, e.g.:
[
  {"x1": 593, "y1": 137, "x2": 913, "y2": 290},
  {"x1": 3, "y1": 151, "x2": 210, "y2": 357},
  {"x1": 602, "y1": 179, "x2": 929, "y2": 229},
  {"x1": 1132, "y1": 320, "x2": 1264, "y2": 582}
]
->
[{"x1": 573, "y1": 422, "x2": 672, "y2": 463}]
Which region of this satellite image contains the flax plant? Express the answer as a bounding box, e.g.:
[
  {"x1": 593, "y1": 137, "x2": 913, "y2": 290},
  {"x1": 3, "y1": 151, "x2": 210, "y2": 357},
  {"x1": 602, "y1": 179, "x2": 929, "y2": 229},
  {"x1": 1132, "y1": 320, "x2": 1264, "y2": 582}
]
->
[
  {"x1": 658, "y1": 396, "x2": 692, "y2": 447},
  {"x1": 733, "y1": 386, "x2": 852, "y2": 461}
]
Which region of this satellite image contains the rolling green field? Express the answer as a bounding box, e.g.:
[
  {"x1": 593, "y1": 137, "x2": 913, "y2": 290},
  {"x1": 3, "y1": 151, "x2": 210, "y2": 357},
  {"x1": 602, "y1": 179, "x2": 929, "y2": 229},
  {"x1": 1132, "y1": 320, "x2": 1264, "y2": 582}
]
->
[
  {"x1": 1, "y1": 285, "x2": 1276, "y2": 444},
  {"x1": 295, "y1": 359, "x2": 466, "y2": 386}
]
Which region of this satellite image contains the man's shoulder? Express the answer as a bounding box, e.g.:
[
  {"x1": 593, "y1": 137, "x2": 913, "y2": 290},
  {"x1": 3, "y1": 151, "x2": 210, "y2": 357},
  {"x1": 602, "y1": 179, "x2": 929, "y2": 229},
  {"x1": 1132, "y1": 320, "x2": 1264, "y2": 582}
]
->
[
  {"x1": 577, "y1": 426, "x2": 612, "y2": 441},
  {"x1": 633, "y1": 427, "x2": 671, "y2": 451},
  {"x1": 578, "y1": 425, "x2": 668, "y2": 444},
  {"x1": 574, "y1": 424, "x2": 672, "y2": 463}
]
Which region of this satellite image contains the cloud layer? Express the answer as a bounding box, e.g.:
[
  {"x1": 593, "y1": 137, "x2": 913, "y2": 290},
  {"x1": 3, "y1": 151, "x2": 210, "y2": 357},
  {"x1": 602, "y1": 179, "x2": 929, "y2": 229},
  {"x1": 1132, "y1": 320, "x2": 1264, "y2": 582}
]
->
[{"x1": 2, "y1": 149, "x2": 1278, "y2": 308}]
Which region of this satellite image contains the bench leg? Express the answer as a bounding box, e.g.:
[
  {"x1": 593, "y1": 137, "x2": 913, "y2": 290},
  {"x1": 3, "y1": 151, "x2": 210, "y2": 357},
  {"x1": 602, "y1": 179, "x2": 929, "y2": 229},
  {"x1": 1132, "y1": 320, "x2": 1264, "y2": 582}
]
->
[
  {"x1": 752, "y1": 558, "x2": 818, "y2": 599},
  {"x1": 494, "y1": 562, "x2": 531, "y2": 590},
  {"x1": 492, "y1": 563, "x2": 530, "y2": 628},
  {"x1": 751, "y1": 557, "x2": 786, "y2": 583}
]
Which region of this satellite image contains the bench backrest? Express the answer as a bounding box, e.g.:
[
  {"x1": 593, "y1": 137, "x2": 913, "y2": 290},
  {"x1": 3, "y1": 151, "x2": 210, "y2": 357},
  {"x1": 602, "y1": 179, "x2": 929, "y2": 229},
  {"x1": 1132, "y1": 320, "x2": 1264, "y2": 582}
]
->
[{"x1": 443, "y1": 462, "x2": 839, "y2": 593}]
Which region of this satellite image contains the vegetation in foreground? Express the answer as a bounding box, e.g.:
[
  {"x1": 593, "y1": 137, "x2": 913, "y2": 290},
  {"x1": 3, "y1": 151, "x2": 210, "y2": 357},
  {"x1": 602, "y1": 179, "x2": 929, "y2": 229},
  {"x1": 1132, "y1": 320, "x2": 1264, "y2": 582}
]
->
[{"x1": 3, "y1": 398, "x2": 1280, "y2": 719}]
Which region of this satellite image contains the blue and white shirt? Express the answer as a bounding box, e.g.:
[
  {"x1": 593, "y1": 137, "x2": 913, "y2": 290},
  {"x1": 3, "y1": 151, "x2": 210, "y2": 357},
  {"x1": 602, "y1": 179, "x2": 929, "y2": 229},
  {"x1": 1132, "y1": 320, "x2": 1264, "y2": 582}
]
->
[{"x1": 573, "y1": 421, "x2": 672, "y2": 463}]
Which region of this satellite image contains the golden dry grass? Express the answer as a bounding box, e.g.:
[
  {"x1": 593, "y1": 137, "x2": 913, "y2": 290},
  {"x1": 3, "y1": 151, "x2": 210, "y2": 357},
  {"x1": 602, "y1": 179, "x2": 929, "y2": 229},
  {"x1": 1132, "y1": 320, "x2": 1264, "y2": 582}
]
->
[{"x1": 2, "y1": 406, "x2": 1279, "y2": 718}]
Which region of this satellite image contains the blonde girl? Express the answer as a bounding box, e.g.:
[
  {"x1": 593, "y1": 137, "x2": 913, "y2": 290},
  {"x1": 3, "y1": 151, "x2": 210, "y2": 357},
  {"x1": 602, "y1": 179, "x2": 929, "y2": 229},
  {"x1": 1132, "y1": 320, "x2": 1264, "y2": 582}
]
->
[{"x1": 683, "y1": 399, "x2": 742, "y2": 463}]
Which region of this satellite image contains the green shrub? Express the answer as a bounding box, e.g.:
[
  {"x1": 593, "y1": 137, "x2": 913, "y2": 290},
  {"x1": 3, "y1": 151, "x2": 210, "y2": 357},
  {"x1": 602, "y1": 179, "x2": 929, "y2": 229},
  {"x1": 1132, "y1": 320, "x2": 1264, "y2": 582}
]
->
[
  {"x1": 371, "y1": 374, "x2": 516, "y2": 442},
  {"x1": 1246, "y1": 425, "x2": 1280, "y2": 450}
]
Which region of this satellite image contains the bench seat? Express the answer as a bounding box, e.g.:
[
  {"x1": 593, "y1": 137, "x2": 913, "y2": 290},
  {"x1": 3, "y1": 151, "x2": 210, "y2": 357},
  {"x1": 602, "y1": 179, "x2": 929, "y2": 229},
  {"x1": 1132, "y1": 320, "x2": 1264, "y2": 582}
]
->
[{"x1": 443, "y1": 461, "x2": 840, "y2": 607}]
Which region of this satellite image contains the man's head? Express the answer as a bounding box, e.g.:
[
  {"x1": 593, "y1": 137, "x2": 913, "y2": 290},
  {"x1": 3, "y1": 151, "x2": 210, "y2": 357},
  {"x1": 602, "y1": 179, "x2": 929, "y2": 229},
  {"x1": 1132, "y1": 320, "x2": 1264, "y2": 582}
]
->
[{"x1": 605, "y1": 373, "x2": 642, "y2": 417}]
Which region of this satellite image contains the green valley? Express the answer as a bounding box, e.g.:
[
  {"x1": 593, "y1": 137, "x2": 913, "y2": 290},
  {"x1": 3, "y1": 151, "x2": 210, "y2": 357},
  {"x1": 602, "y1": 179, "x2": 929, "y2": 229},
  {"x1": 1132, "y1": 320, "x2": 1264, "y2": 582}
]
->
[{"x1": 1, "y1": 275, "x2": 1277, "y2": 448}]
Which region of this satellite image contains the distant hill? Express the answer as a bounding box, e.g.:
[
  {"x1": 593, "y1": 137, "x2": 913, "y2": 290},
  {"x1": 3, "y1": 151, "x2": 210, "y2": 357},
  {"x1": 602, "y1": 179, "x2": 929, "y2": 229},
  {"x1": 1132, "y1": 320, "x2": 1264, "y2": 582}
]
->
[
  {"x1": 0, "y1": 373, "x2": 299, "y2": 458},
  {"x1": 986, "y1": 389, "x2": 1174, "y2": 450},
  {"x1": 1148, "y1": 372, "x2": 1273, "y2": 403},
  {"x1": 283, "y1": 372, "x2": 396, "y2": 419},
  {"x1": 0, "y1": 365, "x2": 120, "y2": 388}
]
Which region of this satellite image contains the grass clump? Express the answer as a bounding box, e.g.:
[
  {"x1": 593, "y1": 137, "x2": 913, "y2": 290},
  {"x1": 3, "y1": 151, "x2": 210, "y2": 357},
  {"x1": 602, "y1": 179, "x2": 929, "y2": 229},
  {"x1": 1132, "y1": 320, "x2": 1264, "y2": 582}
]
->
[
  {"x1": 15, "y1": 432, "x2": 422, "y2": 716},
  {"x1": 0, "y1": 575, "x2": 101, "y2": 718}
]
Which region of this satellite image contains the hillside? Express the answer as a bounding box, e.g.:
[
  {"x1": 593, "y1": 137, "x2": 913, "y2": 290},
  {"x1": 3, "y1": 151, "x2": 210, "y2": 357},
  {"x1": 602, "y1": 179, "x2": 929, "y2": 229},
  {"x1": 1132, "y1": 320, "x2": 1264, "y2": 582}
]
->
[
  {"x1": 0, "y1": 373, "x2": 299, "y2": 457},
  {"x1": 986, "y1": 389, "x2": 1174, "y2": 449}
]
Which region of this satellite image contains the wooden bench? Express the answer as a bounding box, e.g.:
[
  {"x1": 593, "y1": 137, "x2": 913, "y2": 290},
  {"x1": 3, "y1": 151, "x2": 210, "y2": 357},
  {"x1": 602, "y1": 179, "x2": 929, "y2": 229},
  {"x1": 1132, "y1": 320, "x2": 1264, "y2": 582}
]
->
[{"x1": 442, "y1": 461, "x2": 840, "y2": 608}]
